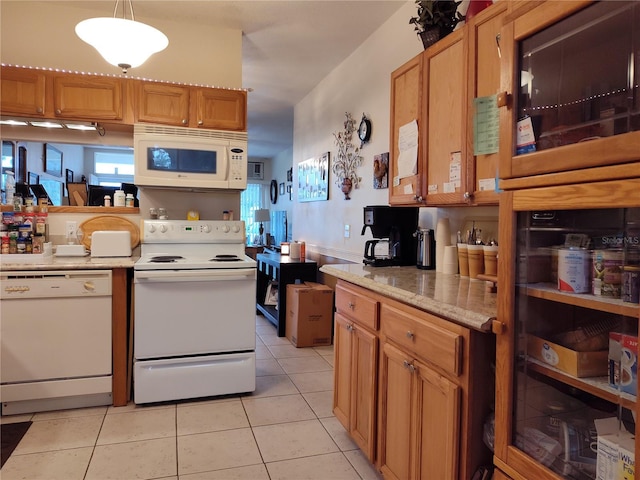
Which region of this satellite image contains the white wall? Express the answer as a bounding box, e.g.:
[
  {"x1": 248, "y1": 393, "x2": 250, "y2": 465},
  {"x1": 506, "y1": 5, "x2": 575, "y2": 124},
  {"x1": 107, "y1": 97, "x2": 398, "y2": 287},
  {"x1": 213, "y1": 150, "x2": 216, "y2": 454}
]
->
[{"x1": 290, "y1": 1, "x2": 498, "y2": 262}]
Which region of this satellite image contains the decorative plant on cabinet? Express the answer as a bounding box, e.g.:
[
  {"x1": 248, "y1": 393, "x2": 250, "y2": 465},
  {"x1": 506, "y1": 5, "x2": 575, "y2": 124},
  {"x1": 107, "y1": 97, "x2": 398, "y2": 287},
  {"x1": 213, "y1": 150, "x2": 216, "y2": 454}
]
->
[
  {"x1": 409, "y1": 0, "x2": 465, "y2": 49},
  {"x1": 332, "y1": 112, "x2": 363, "y2": 200}
]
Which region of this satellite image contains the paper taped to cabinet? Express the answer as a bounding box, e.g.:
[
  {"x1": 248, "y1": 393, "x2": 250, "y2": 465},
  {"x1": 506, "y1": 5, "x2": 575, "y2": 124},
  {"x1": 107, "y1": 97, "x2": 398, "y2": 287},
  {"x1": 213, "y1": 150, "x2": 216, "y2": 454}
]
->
[{"x1": 397, "y1": 120, "x2": 418, "y2": 179}]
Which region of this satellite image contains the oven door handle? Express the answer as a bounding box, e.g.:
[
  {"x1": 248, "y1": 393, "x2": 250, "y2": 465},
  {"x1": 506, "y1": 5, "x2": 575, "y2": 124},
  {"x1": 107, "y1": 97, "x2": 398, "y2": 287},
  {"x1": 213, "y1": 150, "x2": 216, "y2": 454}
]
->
[{"x1": 135, "y1": 269, "x2": 256, "y2": 283}]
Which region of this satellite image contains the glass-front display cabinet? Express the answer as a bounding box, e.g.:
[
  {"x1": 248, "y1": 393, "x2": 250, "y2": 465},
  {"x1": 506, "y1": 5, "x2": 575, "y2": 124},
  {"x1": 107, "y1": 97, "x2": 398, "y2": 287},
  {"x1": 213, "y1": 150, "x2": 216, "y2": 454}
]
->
[
  {"x1": 499, "y1": 1, "x2": 640, "y2": 180},
  {"x1": 494, "y1": 178, "x2": 640, "y2": 479}
]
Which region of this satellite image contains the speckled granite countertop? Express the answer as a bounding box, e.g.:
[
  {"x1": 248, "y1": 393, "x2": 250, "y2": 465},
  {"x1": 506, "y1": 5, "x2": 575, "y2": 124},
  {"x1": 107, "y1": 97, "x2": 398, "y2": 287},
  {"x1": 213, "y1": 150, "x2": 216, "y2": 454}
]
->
[
  {"x1": 0, "y1": 254, "x2": 138, "y2": 271},
  {"x1": 320, "y1": 263, "x2": 497, "y2": 332}
]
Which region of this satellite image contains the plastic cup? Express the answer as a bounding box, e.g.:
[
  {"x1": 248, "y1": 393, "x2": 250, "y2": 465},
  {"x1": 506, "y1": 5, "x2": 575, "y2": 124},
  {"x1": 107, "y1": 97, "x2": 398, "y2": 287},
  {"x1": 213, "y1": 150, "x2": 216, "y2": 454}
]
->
[
  {"x1": 483, "y1": 245, "x2": 498, "y2": 276},
  {"x1": 457, "y1": 244, "x2": 469, "y2": 277},
  {"x1": 467, "y1": 244, "x2": 485, "y2": 279}
]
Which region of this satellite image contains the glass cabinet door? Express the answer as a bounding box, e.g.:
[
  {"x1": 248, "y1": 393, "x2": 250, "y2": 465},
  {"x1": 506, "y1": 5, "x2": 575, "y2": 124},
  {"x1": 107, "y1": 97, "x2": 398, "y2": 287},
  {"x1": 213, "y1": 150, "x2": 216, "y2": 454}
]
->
[
  {"x1": 518, "y1": 2, "x2": 639, "y2": 153},
  {"x1": 510, "y1": 206, "x2": 639, "y2": 479},
  {"x1": 499, "y1": 1, "x2": 640, "y2": 180}
]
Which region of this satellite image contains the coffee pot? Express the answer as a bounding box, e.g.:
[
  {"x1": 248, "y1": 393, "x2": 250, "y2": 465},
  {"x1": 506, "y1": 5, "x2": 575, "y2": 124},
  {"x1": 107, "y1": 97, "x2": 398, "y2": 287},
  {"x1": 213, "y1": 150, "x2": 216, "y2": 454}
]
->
[{"x1": 361, "y1": 205, "x2": 419, "y2": 267}]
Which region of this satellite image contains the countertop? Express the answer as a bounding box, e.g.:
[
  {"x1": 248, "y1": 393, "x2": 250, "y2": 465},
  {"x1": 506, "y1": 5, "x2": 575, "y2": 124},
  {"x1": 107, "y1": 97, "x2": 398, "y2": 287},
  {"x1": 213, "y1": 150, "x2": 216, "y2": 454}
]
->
[
  {"x1": 0, "y1": 253, "x2": 139, "y2": 271},
  {"x1": 319, "y1": 263, "x2": 497, "y2": 332}
]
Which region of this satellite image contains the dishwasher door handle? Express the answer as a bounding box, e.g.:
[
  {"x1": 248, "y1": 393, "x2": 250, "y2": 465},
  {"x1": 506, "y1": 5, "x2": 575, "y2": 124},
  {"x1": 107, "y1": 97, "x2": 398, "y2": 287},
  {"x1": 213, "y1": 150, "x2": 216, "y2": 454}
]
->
[{"x1": 135, "y1": 269, "x2": 256, "y2": 283}]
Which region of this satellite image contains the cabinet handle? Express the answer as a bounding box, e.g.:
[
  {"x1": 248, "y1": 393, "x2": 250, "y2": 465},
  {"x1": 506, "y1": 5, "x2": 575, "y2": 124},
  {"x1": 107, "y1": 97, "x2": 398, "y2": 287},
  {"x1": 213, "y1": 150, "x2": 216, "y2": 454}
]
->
[
  {"x1": 348, "y1": 301, "x2": 355, "y2": 310},
  {"x1": 182, "y1": 119, "x2": 188, "y2": 125},
  {"x1": 406, "y1": 331, "x2": 414, "y2": 339},
  {"x1": 491, "y1": 320, "x2": 506, "y2": 335},
  {"x1": 413, "y1": 195, "x2": 423, "y2": 203},
  {"x1": 463, "y1": 192, "x2": 473, "y2": 202},
  {"x1": 198, "y1": 120, "x2": 204, "y2": 125},
  {"x1": 497, "y1": 92, "x2": 511, "y2": 108},
  {"x1": 495, "y1": 33, "x2": 501, "y2": 58},
  {"x1": 403, "y1": 360, "x2": 416, "y2": 373},
  {"x1": 36, "y1": 107, "x2": 43, "y2": 114},
  {"x1": 55, "y1": 109, "x2": 61, "y2": 115},
  {"x1": 347, "y1": 324, "x2": 354, "y2": 332}
]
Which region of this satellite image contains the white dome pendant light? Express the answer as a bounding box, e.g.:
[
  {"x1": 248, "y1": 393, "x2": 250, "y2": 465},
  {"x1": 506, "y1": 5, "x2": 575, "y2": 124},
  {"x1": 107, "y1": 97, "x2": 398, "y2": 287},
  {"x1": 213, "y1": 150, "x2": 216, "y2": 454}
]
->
[{"x1": 75, "y1": 0, "x2": 168, "y2": 74}]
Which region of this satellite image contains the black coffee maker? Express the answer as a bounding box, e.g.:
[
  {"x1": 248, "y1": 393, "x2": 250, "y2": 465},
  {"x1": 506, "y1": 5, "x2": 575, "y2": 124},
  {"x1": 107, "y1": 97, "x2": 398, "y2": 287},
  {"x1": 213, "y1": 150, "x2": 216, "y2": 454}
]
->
[{"x1": 362, "y1": 205, "x2": 419, "y2": 267}]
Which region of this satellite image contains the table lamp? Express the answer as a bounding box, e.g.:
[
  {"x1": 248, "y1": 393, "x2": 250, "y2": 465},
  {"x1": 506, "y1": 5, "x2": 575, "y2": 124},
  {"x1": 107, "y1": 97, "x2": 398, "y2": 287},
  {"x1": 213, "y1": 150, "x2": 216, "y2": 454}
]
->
[{"x1": 254, "y1": 209, "x2": 270, "y2": 245}]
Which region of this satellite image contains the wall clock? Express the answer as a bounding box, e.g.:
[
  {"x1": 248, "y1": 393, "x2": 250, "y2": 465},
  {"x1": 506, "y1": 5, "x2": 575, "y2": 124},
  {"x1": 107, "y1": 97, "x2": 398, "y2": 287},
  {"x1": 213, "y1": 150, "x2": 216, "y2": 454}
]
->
[{"x1": 358, "y1": 113, "x2": 371, "y2": 148}]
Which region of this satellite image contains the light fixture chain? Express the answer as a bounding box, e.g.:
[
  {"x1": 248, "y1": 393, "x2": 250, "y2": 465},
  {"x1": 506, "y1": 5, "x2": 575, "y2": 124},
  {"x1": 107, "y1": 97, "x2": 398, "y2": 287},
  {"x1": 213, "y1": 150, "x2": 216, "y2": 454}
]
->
[{"x1": 127, "y1": 0, "x2": 136, "y2": 21}]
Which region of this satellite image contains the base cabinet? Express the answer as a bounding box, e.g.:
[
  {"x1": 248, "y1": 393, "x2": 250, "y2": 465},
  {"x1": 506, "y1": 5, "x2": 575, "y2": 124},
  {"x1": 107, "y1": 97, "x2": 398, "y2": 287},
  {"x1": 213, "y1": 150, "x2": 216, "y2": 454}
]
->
[
  {"x1": 378, "y1": 342, "x2": 460, "y2": 480},
  {"x1": 332, "y1": 279, "x2": 494, "y2": 479}
]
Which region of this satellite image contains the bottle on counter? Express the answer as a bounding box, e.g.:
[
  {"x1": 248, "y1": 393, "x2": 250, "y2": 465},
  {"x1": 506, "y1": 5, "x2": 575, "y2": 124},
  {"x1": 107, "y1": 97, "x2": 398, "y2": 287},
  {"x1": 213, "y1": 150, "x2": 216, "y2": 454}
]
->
[
  {"x1": 125, "y1": 193, "x2": 134, "y2": 207},
  {"x1": 104, "y1": 195, "x2": 111, "y2": 207},
  {"x1": 113, "y1": 189, "x2": 126, "y2": 207},
  {"x1": 4, "y1": 170, "x2": 15, "y2": 205}
]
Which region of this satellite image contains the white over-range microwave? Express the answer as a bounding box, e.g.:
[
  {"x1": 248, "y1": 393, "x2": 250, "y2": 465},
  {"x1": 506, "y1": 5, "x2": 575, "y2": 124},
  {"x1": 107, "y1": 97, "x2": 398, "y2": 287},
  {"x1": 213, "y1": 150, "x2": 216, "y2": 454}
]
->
[{"x1": 134, "y1": 124, "x2": 248, "y2": 190}]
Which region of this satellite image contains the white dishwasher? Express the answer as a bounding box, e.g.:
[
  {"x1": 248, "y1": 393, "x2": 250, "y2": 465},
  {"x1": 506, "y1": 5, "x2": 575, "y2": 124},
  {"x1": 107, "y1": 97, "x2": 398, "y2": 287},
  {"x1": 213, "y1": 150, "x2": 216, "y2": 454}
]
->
[{"x1": 1, "y1": 270, "x2": 113, "y2": 415}]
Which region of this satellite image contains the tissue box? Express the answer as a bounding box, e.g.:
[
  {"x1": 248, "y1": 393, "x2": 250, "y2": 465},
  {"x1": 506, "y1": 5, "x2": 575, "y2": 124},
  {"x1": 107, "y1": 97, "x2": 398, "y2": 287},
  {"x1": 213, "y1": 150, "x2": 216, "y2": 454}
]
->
[{"x1": 90, "y1": 231, "x2": 132, "y2": 257}]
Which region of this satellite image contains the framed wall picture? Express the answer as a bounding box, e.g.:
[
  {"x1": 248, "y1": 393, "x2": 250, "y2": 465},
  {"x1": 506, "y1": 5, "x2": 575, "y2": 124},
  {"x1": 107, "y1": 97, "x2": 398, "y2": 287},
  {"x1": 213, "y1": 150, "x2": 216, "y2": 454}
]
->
[
  {"x1": 44, "y1": 144, "x2": 63, "y2": 177},
  {"x1": 279, "y1": 182, "x2": 285, "y2": 195},
  {"x1": 65, "y1": 168, "x2": 74, "y2": 185},
  {"x1": 297, "y1": 152, "x2": 329, "y2": 202},
  {"x1": 17, "y1": 146, "x2": 27, "y2": 184}
]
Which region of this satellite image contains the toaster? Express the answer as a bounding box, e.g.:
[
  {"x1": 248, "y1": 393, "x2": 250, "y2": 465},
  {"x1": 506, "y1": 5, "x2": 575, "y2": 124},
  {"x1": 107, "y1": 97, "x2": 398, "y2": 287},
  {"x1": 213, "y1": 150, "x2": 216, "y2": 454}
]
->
[{"x1": 90, "y1": 231, "x2": 132, "y2": 257}]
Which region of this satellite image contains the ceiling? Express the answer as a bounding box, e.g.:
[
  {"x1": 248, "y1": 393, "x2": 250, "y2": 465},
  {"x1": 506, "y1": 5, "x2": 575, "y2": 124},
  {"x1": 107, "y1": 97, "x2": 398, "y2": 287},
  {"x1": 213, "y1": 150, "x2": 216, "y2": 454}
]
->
[{"x1": 59, "y1": 1, "x2": 407, "y2": 160}]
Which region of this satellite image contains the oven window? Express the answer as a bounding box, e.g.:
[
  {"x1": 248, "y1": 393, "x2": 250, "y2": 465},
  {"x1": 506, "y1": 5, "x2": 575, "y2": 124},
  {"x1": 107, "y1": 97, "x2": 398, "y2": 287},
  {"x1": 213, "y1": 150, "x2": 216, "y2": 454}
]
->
[{"x1": 147, "y1": 148, "x2": 218, "y2": 174}]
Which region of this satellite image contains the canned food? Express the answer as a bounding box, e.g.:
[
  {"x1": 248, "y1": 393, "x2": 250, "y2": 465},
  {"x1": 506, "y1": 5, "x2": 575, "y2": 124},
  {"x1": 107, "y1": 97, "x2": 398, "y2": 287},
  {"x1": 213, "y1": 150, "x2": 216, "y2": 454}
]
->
[
  {"x1": 558, "y1": 247, "x2": 590, "y2": 293},
  {"x1": 592, "y1": 249, "x2": 623, "y2": 297},
  {"x1": 622, "y1": 266, "x2": 640, "y2": 304}
]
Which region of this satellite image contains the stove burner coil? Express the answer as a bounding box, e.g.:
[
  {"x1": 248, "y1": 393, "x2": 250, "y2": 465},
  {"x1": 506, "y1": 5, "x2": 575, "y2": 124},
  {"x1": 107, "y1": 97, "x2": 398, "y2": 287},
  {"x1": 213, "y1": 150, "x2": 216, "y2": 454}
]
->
[
  {"x1": 210, "y1": 254, "x2": 241, "y2": 262},
  {"x1": 149, "y1": 255, "x2": 184, "y2": 263}
]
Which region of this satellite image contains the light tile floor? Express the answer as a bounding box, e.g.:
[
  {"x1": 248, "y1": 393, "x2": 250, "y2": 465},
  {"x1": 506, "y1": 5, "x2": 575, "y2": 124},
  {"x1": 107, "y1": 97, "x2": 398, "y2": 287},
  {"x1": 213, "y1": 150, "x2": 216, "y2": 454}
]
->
[{"x1": 1, "y1": 315, "x2": 383, "y2": 480}]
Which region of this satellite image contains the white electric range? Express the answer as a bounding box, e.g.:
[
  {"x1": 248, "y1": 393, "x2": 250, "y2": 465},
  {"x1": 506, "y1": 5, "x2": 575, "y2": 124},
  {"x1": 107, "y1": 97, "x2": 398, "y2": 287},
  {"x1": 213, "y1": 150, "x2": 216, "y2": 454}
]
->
[{"x1": 133, "y1": 220, "x2": 257, "y2": 404}]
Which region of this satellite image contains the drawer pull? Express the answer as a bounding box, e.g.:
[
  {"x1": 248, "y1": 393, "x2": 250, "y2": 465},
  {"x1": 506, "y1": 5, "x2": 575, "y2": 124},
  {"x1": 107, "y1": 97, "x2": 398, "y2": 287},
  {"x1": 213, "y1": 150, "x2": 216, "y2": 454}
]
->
[
  {"x1": 347, "y1": 324, "x2": 354, "y2": 332},
  {"x1": 348, "y1": 301, "x2": 355, "y2": 310},
  {"x1": 406, "y1": 331, "x2": 414, "y2": 339}
]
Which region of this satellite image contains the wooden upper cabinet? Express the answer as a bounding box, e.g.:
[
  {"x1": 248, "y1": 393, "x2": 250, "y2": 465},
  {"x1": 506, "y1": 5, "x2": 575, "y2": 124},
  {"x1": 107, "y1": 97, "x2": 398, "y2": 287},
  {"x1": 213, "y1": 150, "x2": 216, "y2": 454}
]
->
[
  {"x1": 424, "y1": 28, "x2": 468, "y2": 205},
  {"x1": 465, "y1": 3, "x2": 507, "y2": 205},
  {"x1": 499, "y1": 0, "x2": 640, "y2": 185},
  {"x1": 1, "y1": 66, "x2": 46, "y2": 117},
  {"x1": 135, "y1": 81, "x2": 190, "y2": 126},
  {"x1": 389, "y1": 54, "x2": 424, "y2": 205},
  {"x1": 52, "y1": 73, "x2": 123, "y2": 121},
  {"x1": 195, "y1": 88, "x2": 247, "y2": 131}
]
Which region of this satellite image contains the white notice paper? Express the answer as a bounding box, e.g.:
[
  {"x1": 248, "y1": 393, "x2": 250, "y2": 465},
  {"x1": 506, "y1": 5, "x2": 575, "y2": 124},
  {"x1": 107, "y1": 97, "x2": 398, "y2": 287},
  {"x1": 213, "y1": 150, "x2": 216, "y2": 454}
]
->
[{"x1": 397, "y1": 120, "x2": 418, "y2": 180}]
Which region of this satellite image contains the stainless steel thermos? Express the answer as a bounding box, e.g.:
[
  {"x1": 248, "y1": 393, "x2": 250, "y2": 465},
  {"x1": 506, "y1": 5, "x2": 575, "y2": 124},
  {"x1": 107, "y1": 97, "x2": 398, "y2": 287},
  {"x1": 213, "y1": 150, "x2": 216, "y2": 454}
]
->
[{"x1": 415, "y1": 228, "x2": 436, "y2": 270}]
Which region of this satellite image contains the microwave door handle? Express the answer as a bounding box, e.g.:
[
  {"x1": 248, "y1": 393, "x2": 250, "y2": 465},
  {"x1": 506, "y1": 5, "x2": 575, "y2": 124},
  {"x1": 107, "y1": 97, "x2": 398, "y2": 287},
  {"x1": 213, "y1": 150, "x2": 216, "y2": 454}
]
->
[{"x1": 136, "y1": 269, "x2": 256, "y2": 283}]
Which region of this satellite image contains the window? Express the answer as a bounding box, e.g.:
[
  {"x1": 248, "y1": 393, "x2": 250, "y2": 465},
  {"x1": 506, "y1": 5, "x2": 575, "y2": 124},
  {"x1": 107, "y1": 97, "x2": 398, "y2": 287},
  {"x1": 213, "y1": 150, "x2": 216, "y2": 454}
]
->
[
  {"x1": 93, "y1": 151, "x2": 134, "y2": 186},
  {"x1": 241, "y1": 183, "x2": 268, "y2": 244}
]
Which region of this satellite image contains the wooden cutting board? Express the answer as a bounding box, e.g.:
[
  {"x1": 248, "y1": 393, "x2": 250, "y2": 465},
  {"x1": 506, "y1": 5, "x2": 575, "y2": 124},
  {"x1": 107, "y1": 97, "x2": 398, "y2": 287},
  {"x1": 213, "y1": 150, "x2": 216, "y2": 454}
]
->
[{"x1": 79, "y1": 216, "x2": 140, "y2": 250}]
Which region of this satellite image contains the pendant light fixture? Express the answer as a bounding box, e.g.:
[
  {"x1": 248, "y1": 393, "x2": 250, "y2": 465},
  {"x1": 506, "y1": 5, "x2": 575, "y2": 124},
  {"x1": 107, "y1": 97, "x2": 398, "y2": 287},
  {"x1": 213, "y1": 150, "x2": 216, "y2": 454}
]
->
[{"x1": 75, "y1": 0, "x2": 168, "y2": 74}]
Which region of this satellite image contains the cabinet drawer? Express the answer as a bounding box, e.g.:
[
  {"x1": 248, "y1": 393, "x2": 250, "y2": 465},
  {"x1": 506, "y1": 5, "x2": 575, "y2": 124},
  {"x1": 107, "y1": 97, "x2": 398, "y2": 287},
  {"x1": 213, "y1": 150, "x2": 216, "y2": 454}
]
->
[
  {"x1": 380, "y1": 303, "x2": 462, "y2": 376},
  {"x1": 335, "y1": 283, "x2": 379, "y2": 331}
]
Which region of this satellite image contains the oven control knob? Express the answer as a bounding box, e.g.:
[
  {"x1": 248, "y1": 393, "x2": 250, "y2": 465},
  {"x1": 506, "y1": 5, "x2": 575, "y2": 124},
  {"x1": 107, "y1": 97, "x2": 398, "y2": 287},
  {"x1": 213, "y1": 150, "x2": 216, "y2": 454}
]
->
[
  {"x1": 222, "y1": 225, "x2": 230, "y2": 233},
  {"x1": 159, "y1": 224, "x2": 168, "y2": 233},
  {"x1": 202, "y1": 224, "x2": 211, "y2": 233},
  {"x1": 148, "y1": 224, "x2": 156, "y2": 233},
  {"x1": 232, "y1": 225, "x2": 241, "y2": 233}
]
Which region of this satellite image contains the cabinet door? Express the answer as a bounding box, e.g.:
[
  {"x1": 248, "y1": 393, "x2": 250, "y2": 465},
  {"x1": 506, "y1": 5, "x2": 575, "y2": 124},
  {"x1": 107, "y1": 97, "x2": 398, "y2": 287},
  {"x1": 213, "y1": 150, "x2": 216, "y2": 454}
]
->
[
  {"x1": 52, "y1": 73, "x2": 123, "y2": 120},
  {"x1": 350, "y1": 322, "x2": 378, "y2": 461},
  {"x1": 498, "y1": 1, "x2": 640, "y2": 183},
  {"x1": 414, "y1": 357, "x2": 461, "y2": 480},
  {"x1": 378, "y1": 342, "x2": 414, "y2": 480},
  {"x1": 389, "y1": 53, "x2": 424, "y2": 205},
  {"x1": 136, "y1": 82, "x2": 190, "y2": 126},
  {"x1": 0, "y1": 67, "x2": 46, "y2": 117},
  {"x1": 333, "y1": 313, "x2": 353, "y2": 430},
  {"x1": 465, "y1": 3, "x2": 507, "y2": 205},
  {"x1": 424, "y1": 28, "x2": 468, "y2": 205},
  {"x1": 195, "y1": 88, "x2": 247, "y2": 131}
]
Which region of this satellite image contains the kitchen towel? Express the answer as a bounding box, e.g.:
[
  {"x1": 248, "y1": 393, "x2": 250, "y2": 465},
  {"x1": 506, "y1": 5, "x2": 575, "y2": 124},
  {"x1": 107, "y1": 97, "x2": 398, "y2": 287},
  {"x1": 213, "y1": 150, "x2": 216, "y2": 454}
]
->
[{"x1": 435, "y1": 218, "x2": 451, "y2": 272}]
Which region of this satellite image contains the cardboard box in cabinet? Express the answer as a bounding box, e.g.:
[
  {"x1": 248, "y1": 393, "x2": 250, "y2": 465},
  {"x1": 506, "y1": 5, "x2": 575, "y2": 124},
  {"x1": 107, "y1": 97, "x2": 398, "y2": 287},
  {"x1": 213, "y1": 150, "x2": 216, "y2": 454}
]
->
[
  {"x1": 608, "y1": 332, "x2": 638, "y2": 396},
  {"x1": 286, "y1": 282, "x2": 333, "y2": 348},
  {"x1": 527, "y1": 335, "x2": 609, "y2": 377},
  {"x1": 595, "y1": 417, "x2": 635, "y2": 480}
]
